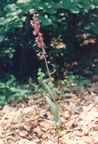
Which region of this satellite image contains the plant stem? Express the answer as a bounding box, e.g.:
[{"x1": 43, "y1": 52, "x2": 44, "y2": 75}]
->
[
  {"x1": 42, "y1": 47, "x2": 52, "y2": 83},
  {"x1": 42, "y1": 48, "x2": 56, "y2": 102},
  {"x1": 57, "y1": 129, "x2": 59, "y2": 144}
]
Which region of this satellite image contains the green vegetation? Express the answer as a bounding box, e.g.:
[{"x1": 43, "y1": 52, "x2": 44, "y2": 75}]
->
[
  {"x1": 0, "y1": 75, "x2": 32, "y2": 105},
  {"x1": 59, "y1": 71, "x2": 93, "y2": 93},
  {"x1": 0, "y1": 0, "x2": 98, "y2": 105}
]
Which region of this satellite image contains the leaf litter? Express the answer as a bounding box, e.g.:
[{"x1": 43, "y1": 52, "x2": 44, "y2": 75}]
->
[{"x1": 0, "y1": 91, "x2": 98, "y2": 144}]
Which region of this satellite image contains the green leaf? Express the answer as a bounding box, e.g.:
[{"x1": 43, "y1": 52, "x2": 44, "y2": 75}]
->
[
  {"x1": 0, "y1": 17, "x2": 7, "y2": 26},
  {"x1": 93, "y1": 0, "x2": 98, "y2": 5},
  {"x1": 43, "y1": 83, "x2": 54, "y2": 100},
  {"x1": 39, "y1": 14, "x2": 52, "y2": 26},
  {"x1": 42, "y1": 2, "x2": 57, "y2": 14},
  {"x1": 85, "y1": 22, "x2": 98, "y2": 34},
  {"x1": 16, "y1": 2, "x2": 33, "y2": 12},
  {"x1": 0, "y1": 82, "x2": 6, "y2": 88},
  {"x1": 17, "y1": 0, "x2": 31, "y2": 3},
  {"x1": 46, "y1": 96, "x2": 58, "y2": 119},
  {"x1": 54, "y1": 114, "x2": 61, "y2": 129},
  {"x1": 60, "y1": 1, "x2": 80, "y2": 14},
  {"x1": 46, "y1": 96, "x2": 61, "y2": 129},
  {"x1": 91, "y1": 22, "x2": 98, "y2": 34}
]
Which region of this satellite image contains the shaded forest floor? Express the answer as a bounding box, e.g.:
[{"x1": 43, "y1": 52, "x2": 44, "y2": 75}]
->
[
  {"x1": 0, "y1": 36, "x2": 98, "y2": 144},
  {"x1": 0, "y1": 83, "x2": 98, "y2": 144}
]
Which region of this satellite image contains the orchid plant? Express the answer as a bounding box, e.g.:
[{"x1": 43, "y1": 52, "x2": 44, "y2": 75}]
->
[{"x1": 30, "y1": 10, "x2": 62, "y2": 144}]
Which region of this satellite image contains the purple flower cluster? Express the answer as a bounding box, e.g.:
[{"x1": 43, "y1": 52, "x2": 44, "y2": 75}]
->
[{"x1": 30, "y1": 14, "x2": 46, "y2": 60}]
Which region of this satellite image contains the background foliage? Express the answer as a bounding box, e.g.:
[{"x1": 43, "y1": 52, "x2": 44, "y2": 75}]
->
[{"x1": 0, "y1": 0, "x2": 98, "y2": 104}]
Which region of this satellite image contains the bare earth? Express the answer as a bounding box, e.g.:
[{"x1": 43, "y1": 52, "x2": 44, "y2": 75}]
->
[{"x1": 0, "y1": 89, "x2": 98, "y2": 144}]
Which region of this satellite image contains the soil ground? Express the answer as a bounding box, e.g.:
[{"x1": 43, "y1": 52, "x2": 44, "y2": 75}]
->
[
  {"x1": 0, "y1": 85, "x2": 98, "y2": 144},
  {"x1": 0, "y1": 36, "x2": 98, "y2": 144}
]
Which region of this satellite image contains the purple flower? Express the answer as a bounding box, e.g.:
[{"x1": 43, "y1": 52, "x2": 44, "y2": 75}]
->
[{"x1": 30, "y1": 13, "x2": 46, "y2": 59}]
